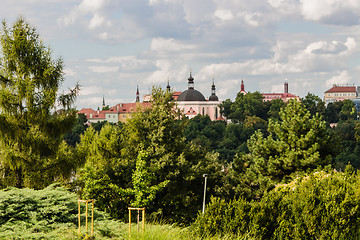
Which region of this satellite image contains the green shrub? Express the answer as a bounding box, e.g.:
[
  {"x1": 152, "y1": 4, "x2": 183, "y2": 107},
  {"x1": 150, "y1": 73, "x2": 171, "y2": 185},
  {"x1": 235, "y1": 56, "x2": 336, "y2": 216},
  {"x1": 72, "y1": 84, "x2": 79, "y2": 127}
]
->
[
  {"x1": 0, "y1": 184, "x2": 122, "y2": 239},
  {"x1": 194, "y1": 169, "x2": 360, "y2": 239}
]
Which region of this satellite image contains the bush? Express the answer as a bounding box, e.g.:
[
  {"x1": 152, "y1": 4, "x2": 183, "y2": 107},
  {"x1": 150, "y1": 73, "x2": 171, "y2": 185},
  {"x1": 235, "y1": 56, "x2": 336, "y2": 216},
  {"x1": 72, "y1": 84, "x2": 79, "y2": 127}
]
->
[
  {"x1": 0, "y1": 184, "x2": 122, "y2": 239},
  {"x1": 194, "y1": 168, "x2": 360, "y2": 239}
]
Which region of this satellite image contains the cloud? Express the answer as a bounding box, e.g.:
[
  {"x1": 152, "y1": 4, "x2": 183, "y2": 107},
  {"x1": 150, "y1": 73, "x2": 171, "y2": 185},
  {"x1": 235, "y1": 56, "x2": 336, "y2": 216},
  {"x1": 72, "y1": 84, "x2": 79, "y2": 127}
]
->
[
  {"x1": 300, "y1": 0, "x2": 360, "y2": 25},
  {"x1": 326, "y1": 71, "x2": 352, "y2": 88},
  {"x1": 88, "y1": 66, "x2": 119, "y2": 73},
  {"x1": 81, "y1": 86, "x2": 103, "y2": 96},
  {"x1": 63, "y1": 68, "x2": 76, "y2": 76}
]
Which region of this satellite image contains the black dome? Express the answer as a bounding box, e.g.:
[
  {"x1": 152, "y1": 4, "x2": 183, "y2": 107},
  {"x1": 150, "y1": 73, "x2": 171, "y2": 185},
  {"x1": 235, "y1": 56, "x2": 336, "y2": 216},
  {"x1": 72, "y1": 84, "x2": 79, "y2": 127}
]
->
[
  {"x1": 177, "y1": 89, "x2": 206, "y2": 101},
  {"x1": 209, "y1": 94, "x2": 219, "y2": 101}
]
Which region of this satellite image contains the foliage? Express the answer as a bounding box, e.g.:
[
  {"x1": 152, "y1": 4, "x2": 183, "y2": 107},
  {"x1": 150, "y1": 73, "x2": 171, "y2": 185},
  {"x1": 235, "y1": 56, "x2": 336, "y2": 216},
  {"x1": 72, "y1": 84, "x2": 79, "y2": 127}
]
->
[
  {"x1": 0, "y1": 184, "x2": 125, "y2": 239},
  {"x1": 0, "y1": 17, "x2": 79, "y2": 188},
  {"x1": 267, "y1": 98, "x2": 286, "y2": 120},
  {"x1": 234, "y1": 100, "x2": 334, "y2": 198},
  {"x1": 63, "y1": 113, "x2": 88, "y2": 147},
  {"x1": 339, "y1": 99, "x2": 357, "y2": 120},
  {"x1": 229, "y1": 92, "x2": 266, "y2": 122},
  {"x1": 301, "y1": 92, "x2": 325, "y2": 117},
  {"x1": 194, "y1": 168, "x2": 360, "y2": 239},
  {"x1": 129, "y1": 149, "x2": 169, "y2": 208},
  {"x1": 77, "y1": 123, "x2": 130, "y2": 218},
  {"x1": 78, "y1": 87, "x2": 224, "y2": 224}
]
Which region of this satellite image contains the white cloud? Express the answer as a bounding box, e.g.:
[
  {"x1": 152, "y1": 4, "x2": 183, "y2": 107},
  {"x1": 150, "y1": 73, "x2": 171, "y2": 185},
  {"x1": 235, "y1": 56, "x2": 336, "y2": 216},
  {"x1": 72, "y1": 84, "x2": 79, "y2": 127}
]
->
[
  {"x1": 150, "y1": 38, "x2": 196, "y2": 53},
  {"x1": 63, "y1": 68, "x2": 76, "y2": 76},
  {"x1": 88, "y1": 66, "x2": 119, "y2": 73},
  {"x1": 214, "y1": 10, "x2": 234, "y2": 21},
  {"x1": 326, "y1": 70, "x2": 352, "y2": 88},
  {"x1": 300, "y1": 0, "x2": 360, "y2": 24},
  {"x1": 81, "y1": 86, "x2": 103, "y2": 96}
]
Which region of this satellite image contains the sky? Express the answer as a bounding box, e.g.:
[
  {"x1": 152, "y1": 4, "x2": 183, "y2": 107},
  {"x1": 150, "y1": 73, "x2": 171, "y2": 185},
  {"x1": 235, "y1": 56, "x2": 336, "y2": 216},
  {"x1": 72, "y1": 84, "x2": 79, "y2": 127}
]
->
[{"x1": 1, "y1": 0, "x2": 360, "y2": 110}]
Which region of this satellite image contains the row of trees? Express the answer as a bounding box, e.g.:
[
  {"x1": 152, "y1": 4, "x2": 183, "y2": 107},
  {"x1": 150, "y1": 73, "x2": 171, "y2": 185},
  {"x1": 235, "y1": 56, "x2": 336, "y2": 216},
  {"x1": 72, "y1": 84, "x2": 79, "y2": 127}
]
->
[{"x1": 221, "y1": 91, "x2": 357, "y2": 123}]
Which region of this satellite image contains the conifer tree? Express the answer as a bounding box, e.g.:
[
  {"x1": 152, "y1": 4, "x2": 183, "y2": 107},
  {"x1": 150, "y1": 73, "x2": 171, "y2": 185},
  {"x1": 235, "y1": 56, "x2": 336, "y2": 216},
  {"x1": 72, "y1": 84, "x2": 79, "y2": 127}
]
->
[
  {"x1": 238, "y1": 100, "x2": 334, "y2": 198},
  {"x1": 0, "y1": 18, "x2": 79, "y2": 188}
]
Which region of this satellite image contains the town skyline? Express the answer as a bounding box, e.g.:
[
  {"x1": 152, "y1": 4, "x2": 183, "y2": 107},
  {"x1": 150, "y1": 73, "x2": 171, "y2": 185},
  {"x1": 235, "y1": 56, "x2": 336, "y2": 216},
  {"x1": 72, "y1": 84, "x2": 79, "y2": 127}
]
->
[{"x1": 1, "y1": 0, "x2": 360, "y2": 110}]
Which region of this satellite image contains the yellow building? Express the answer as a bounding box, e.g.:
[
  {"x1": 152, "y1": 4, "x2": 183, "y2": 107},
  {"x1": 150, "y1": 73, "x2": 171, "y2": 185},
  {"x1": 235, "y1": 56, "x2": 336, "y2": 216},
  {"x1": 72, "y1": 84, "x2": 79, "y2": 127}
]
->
[{"x1": 324, "y1": 85, "x2": 357, "y2": 105}]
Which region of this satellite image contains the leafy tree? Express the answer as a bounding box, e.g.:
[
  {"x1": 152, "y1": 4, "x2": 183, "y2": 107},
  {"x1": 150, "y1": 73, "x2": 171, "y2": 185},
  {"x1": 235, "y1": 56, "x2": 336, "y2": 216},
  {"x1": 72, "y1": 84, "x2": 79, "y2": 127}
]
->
[
  {"x1": 324, "y1": 101, "x2": 343, "y2": 123},
  {"x1": 267, "y1": 98, "x2": 285, "y2": 120},
  {"x1": 129, "y1": 149, "x2": 169, "y2": 208},
  {"x1": 339, "y1": 99, "x2": 356, "y2": 120},
  {"x1": 237, "y1": 100, "x2": 334, "y2": 198},
  {"x1": 123, "y1": 87, "x2": 223, "y2": 223},
  {"x1": 63, "y1": 113, "x2": 88, "y2": 147},
  {"x1": 332, "y1": 119, "x2": 360, "y2": 170},
  {"x1": 79, "y1": 87, "x2": 224, "y2": 223},
  {"x1": 301, "y1": 92, "x2": 325, "y2": 117},
  {"x1": 0, "y1": 18, "x2": 79, "y2": 188},
  {"x1": 102, "y1": 105, "x2": 110, "y2": 110},
  {"x1": 228, "y1": 92, "x2": 266, "y2": 122},
  {"x1": 219, "y1": 99, "x2": 232, "y2": 119}
]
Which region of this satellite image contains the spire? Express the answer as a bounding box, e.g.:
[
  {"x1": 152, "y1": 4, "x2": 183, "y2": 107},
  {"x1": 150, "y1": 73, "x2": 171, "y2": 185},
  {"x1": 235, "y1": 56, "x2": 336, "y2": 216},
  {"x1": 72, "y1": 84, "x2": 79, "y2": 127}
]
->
[
  {"x1": 166, "y1": 79, "x2": 171, "y2": 91},
  {"x1": 136, "y1": 85, "x2": 140, "y2": 102},
  {"x1": 211, "y1": 78, "x2": 216, "y2": 95},
  {"x1": 188, "y1": 71, "x2": 194, "y2": 90},
  {"x1": 241, "y1": 80, "x2": 245, "y2": 92},
  {"x1": 209, "y1": 78, "x2": 219, "y2": 101},
  {"x1": 102, "y1": 95, "x2": 105, "y2": 108}
]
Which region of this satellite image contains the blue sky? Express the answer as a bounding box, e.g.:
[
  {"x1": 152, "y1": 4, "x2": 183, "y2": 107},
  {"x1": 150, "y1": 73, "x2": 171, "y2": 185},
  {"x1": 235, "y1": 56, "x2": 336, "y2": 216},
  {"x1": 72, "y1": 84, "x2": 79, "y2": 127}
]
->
[{"x1": 1, "y1": 0, "x2": 360, "y2": 110}]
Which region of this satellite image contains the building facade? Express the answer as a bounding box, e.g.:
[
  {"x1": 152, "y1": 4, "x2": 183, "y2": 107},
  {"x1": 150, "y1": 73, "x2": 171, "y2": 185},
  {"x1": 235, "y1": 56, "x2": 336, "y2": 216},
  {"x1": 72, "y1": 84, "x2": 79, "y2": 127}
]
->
[
  {"x1": 176, "y1": 73, "x2": 222, "y2": 121},
  {"x1": 324, "y1": 85, "x2": 358, "y2": 105},
  {"x1": 262, "y1": 82, "x2": 300, "y2": 102}
]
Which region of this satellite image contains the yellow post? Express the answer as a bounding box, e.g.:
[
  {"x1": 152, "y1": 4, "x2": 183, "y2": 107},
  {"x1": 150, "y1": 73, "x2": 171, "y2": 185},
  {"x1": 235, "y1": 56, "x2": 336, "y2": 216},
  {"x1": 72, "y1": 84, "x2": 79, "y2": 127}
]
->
[
  {"x1": 85, "y1": 201, "x2": 89, "y2": 236},
  {"x1": 128, "y1": 207, "x2": 145, "y2": 240},
  {"x1": 129, "y1": 208, "x2": 131, "y2": 240},
  {"x1": 78, "y1": 200, "x2": 81, "y2": 234},
  {"x1": 142, "y1": 208, "x2": 145, "y2": 232},
  {"x1": 91, "y1": 200, "x2": 94, "y2": 236}
]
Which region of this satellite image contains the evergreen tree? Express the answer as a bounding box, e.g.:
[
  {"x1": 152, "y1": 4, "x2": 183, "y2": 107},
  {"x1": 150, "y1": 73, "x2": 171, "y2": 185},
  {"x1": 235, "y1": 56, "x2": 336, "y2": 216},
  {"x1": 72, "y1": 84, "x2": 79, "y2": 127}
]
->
[
  {"x1": 0, "y1": 18, "x2": 79, "y2": 188},
  {"x1": 237, "y1": 100, "x2": 334, "y2": 198}
]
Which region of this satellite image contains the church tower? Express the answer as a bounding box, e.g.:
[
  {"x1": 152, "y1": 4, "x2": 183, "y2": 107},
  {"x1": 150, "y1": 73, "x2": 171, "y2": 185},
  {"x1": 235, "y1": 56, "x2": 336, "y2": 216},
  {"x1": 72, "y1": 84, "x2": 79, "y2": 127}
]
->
[
  {"x1": 240, "y1": 80, "x2": 247, "y2": 94},
  {"x1": 209, "y1": 78, "x2": 219, "y2": 101},
  {"x1": 136, "y1": 86, "x2": 140, "y2": 102}
]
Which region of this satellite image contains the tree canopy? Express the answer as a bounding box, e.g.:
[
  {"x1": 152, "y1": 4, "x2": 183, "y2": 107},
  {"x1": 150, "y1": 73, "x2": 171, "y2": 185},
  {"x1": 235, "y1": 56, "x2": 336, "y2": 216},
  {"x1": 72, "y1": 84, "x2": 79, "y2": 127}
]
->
[{"x1": 0, "y1": 18, "x2": 79, "y2": 188}]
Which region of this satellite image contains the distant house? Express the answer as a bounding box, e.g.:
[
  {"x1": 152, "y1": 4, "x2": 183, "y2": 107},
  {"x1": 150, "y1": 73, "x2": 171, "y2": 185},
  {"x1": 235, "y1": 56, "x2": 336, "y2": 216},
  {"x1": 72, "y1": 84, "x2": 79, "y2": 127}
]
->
[
  {"x1": 78, "y1": 73, "x2": 223, "y2": 123},
  {"x1": 261, "y1": 82, "x2": 300, "y2": 102},
  {"x1": 324, "y1": 85, "x2": 358, "y2": 105}
]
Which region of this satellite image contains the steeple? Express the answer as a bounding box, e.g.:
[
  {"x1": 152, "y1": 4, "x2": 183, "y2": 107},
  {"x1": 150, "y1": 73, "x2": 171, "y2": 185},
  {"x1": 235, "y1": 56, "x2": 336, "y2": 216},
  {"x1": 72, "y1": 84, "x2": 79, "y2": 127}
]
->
[
  {"x1": 136, "y1": 85, "x2": 140, "y2": 102},
  {"x1": 211, "y1": 78, "x2": 216, "y2": 95},
  {"x1": 239, "y1": 80, "x2": 247, "y2": 95},
  {"x1": 188, "y1": 71, "x2": 194, "y2": 90},
  {"x1": 166, "y1": 79, "x2": 171, "y2": 91},
  {"x1": 102, "y1": 95, "x2": 105, "y2": 108},
  {"x1": 209, "y1": 78, "x2": 219, "y2": 101}
]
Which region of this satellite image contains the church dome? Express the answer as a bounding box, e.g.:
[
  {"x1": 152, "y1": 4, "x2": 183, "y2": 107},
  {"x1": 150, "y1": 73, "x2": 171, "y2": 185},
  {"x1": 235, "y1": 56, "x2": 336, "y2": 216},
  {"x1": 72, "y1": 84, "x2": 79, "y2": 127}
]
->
[
  {"x1": 209, "y1": 94, "x2": 218, "y2": 101},
  {"x1": 177, "y1": 89, "x2": 206, "y2": 101},
  {"x1": 177, "y1": 72, "x2": 206, "y2": 101}
]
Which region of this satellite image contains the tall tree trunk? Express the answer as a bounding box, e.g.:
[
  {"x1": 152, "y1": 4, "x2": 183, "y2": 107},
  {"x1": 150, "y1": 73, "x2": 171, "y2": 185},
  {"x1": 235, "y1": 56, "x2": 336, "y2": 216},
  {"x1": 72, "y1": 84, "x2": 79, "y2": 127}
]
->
[{"x1": 15, "y1": 166, "x2": 23, "y2": 188}]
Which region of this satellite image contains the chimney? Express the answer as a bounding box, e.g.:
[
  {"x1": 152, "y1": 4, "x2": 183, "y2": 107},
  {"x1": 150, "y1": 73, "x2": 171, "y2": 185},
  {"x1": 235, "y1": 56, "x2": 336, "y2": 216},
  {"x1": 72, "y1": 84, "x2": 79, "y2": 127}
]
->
[{"x1": 284, "y1": 82, "x2": 288, "y2": 93}]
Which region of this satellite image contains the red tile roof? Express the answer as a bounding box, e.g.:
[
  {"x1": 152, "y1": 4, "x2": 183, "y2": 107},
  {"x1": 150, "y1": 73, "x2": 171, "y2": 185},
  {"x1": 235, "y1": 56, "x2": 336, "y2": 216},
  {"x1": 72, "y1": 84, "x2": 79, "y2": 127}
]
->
[
  {"x1": 325, "y1": 86, "x2": 356, "y2": 93},
  {"x1": 172, "y1": 92, "x2": 182, "y2": 100},
  {"x1": 262, "y1": 93, "x2": 298, "y2": 98}
]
